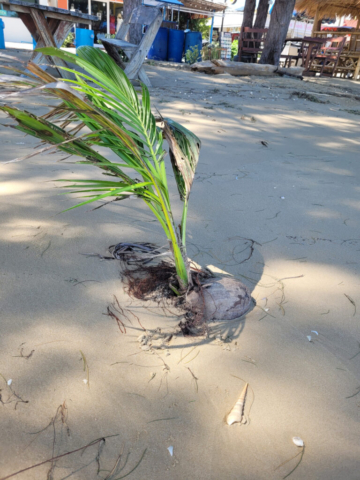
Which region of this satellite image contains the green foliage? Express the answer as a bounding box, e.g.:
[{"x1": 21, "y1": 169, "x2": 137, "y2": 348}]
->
[
  {"x1": 62, "y1": 32, "x2": 74, "y2": 48},
  {"x1": 189, "y1": 18, "x2": 211, "y2": 41},
  {"x1": 231, "y1": 39, "x2": 238, "y2": 60},
  {"x1": 0, "y1": 47, "x2": 201, "y2": 289},
  {"x1": 185, "y1": 45, "x2": 200, "y2": 65}
]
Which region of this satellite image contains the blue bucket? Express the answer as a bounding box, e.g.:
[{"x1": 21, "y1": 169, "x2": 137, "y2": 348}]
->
[
  {"x1": 75, "y1": 28, "x2": 94, "y2": 50},
  {"x1": 185, "y1": 31, "x2": 202, "y2": 62},
  {"x1": 168, "y1": 29, "x2": 184, "y2": 63},
  {"x1": 148, "y1": 27, "x2": 168, "y2": 61},
  {"x1": 0, "y1": 19, "x2": 5, "y2": 50}
]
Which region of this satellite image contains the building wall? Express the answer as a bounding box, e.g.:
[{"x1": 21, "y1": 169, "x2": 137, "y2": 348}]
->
[{"x1": 2, "y1": 17, "x2": 33, "y2": 43}]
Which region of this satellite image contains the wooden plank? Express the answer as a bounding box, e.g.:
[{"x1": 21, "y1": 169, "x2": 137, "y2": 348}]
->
[
  {"x1": 124, "y1": 12, "x2": 162, "y2": 81},
  {"x1": 100, "y1": 38, "x2": 137, "y2": 49},
  {"x1": 17, "y1": 11, "x2": 38, "y2": 38},
  {"x1": 116, "y1": 22, "x2": 130, "y2": 41},
  {"x1": 31, "y1": 19, "x2": 73, "y2": 67},
  {"x1": 129, "y1": 6, "x2": 161, "y2": 26},
  {"x1": 3, "y1": 3, "x2": 94, "y2": 24},
  {"x1": 2, "y1": 0, "x2": 97, "y2": 21},
  {"x1": 102, "y1": 40, "x2": 151, "y2": 87},
  {"x1": 137, "y1": 66, "x2": 151, "y2": 87},
  {"x1": 30, "y1": 9, "x2": 72, "y2": 80}
]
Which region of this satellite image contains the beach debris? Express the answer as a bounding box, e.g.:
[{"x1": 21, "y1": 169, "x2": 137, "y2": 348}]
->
[
  {"x1": 13, "y1": 344, "x2": 35, "y2": 360},
  {"x1": 7, "y1": 379, "x2": 12, "y2": 386},
  {"x1": 276, "y1": 437, "x2": 305, "y2": 479},
  {"x1": 80, "y1": 350, "x2": 90, "y2": 388},
  {"x1": 187, "y1": 367, "x2": 199, "y2": 393},
  {"x1": 168, "y1": 446, "x2": 174, "y2": 456},
  {"x1": 311, "y1": 330, "x2": 319, "y2": 336},
  {"x1": 281, "y1": 196, "x2": 285, "y2": 200},
  {"x1": 226, "y1": 383, "x2": 248, "y2": 425},
  {"x1": 344, "y1": 294, "x2": 356, "y2": 316},
  {"x1": 292, "y1": 437, "x2": 304, "y2": 447},
  {"x1": 306, "y1": 336, "x2": 312, "y2": 342}
]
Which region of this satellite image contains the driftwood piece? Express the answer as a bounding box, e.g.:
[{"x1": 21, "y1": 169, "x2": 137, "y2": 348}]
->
[
  {"x1": 192, "y1": 60, "x2": 304, "y2": 78},
  {"x1": 191, "y1": 61, "x2": 224, "y2": 75},
  {"x1": 212, "y1": 59, "x2": 277, "y2": 76}
]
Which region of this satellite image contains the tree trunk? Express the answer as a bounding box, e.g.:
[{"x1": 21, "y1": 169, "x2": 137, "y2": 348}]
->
[
  {"x1": 242, "y1": 0, "x2": 256, "y2": 29},
  {"x1": 123, "y1": 0, "x2": 142, "y2": 45},
  {"x1": 259, "y1": 0, "x2": 296, "y2": 66},
  {"x1": 254, "y1": 0, "x2": 270, "y2": 29}
]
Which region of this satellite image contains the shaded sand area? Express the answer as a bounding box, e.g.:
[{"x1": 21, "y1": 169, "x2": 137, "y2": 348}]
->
[{"x1": 0, "y1": 52, "x2": 360, "y2": 479}]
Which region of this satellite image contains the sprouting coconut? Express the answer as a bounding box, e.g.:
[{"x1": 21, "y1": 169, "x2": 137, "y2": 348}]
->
[{"x1": 0, "y1": 47, "x2": 252, "y2": 332}]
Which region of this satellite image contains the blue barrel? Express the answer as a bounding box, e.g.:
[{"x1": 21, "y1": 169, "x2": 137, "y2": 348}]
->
[
  {"x1": 0, "y1": 19, "x2": 5, "y2": 50},
  {"x1": 168, "y1": 29, "x2": 185, "y2": 63},
  {"x1": 148, "y1": 27, "x2": 168, "y2": 61},
  {"x1": 75, "y1": 28, "x2": 94, "y2": 50},
  {"x1": 185, "y1": 31, "x2": 202, "y2": 63},
  {"x1": 32, "y1": 37, "x2": 36, "y2": 50}
]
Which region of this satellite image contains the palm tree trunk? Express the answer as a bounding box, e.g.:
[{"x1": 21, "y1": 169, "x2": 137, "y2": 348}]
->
[
  {"x1": 254, "y1": 0, "x2": 270, "y2": 29},
  {"x1": 259, "y1": 0, "x2": 296, "y2": 66},
  {"x1": 242, "y1": 0, "x2": 256, "y2": 28}
]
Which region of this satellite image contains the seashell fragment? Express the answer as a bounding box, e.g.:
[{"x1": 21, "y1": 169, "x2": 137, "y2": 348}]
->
[
  {"x1": 226, "y1": 383, "x2": 248, "y2": 426},
  {"x1": 292, "y1": 437, "x2": 304, "y2": 447},
  {"x1": 307, "y1": 336, "x2": 312, "y2": 342},
  {"x1": 167, "y1": 446, "x2": 174, "y2": 456},
  {"x1": 7, "y1": 379, "x2": 12, "y2": 386}
]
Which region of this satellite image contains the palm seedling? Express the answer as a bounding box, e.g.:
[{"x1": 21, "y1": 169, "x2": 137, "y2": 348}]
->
[{"x1": 0, "y1": 47, "x2": 201, "y2": 292}]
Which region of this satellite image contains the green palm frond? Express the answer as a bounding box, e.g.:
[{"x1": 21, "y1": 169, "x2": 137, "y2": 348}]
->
[{"x1": 0, "y1": 46, "x2": 202, "y2": 290}]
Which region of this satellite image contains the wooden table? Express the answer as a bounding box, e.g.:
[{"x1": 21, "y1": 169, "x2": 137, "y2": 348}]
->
[
  {"x1": 284, "y1": 37, "x2": 326, "y2": 74},
  {"x1": 1, "y1": 0, "x2": 98, "y2": 79}
]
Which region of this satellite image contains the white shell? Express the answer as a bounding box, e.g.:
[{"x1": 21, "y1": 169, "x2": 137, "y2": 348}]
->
[
  {"x1": 167, "y1": 446, "x2": 174, "y2": 456},
  {"x1": 292, "y1": 437, "x2": 304, "y2": 447},
  {"x1": 7, "y1": 379, "x2": 12, "y2": 386},
  {"x1": 83, "y1": 379, "x2": 88, "y2": 384},
  {"x1": 311, "y1": 330, "x2": 319, "y2": 335},
  {"x1": 226, "y1": 383, "x2": 248, "y2": 426},
  {"x1": 307, "y1": 336, "x2": 312, "y2": 342}
]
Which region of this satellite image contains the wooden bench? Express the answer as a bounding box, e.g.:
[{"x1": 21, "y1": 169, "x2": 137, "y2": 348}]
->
[
  {"x1": 1, "y1": 0, "x2": 98, "y2": 79},
  {"x1": 100, "y1": 5, "x2": 163, "y2": 87}
]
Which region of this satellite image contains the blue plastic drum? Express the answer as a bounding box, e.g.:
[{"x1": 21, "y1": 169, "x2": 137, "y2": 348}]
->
[
  {"x1": 167, "y1": 29, "x2": 185, "y2": 63},
  {"x1": 0, "y1": 19, "x2": 5, "y2": 50},
  {"x1": 148, "y1": 27, "x2": 168, "y2": 61},
  {"x1": 75, "y1": 28, "x2": 94, "y2": 50},
  {"x1": 184, "y1": 31, "x2": 202, "y2": 62}
]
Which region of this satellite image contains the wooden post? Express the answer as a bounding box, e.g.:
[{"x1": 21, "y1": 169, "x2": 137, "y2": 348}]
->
[
  {"x1": 312, "y1": 7, "x2": 322, "y2": 36},
  {"x1": 356, "y1": 18, "x2": 360, "y2": 30}
]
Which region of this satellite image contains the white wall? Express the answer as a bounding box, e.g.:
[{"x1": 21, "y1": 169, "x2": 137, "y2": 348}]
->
[{"x1": 2, "y1": 17, "x2": 33, "y2": 43}]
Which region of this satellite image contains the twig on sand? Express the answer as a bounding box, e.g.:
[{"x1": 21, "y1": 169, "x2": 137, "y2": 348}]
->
[
  {"x1": 115, "y1": 448, "x2": 147, "y2": 479},
  {"x1": 80, "y1": 350, "x2": 90, "y2": 388},
  {"x1": 0, "y1": 435, "x2": 119, "y2": 480},
  {"x1": 344, "y1": 294, "x2": 356, "y2": 316},
  {"x1": 187, "y1": 367, "x2": 199, "y2": 393},
  {"x1": 12, "y1": 344, "x2": 35, "y2": 360},
  {"x1": 275, "y1": 446, "x2": 305, "y2": 479},
  {"x1": 103, "y1": 443, "x2": 125, "y2": 480}
]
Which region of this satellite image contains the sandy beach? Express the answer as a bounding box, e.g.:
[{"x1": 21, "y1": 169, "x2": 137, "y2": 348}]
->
[{"x1": 0, "y1": 52, "x2": 360, "y2": 479}]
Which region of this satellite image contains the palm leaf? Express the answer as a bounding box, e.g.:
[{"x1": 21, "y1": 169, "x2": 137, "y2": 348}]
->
[
  {"x1": 0, "y1": 47, "x2": 202, "y2": 289},
  {"x1": 163, "y1": 119, "x2": 201, "y2": 201}
]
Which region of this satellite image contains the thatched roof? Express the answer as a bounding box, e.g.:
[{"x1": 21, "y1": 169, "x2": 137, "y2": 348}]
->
[{"x1": 295, "y1": 0, "x2": 360, "y2": 18}]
